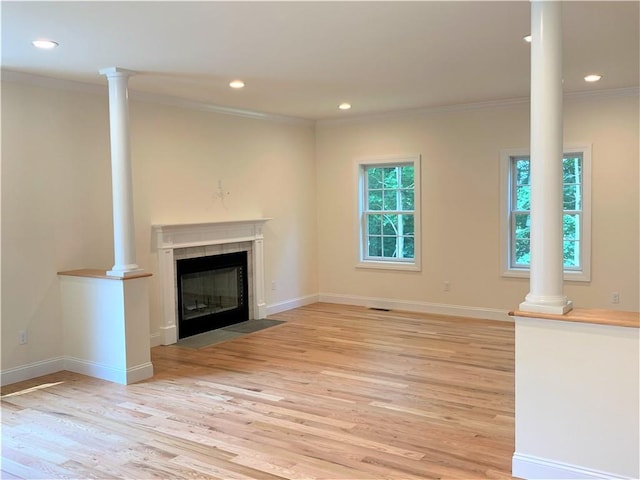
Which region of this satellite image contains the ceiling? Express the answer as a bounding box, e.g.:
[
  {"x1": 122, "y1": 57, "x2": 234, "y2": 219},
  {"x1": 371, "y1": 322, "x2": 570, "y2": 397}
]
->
[{"x1": 2, "y1": 1, "x2": 638, "y2": 121}]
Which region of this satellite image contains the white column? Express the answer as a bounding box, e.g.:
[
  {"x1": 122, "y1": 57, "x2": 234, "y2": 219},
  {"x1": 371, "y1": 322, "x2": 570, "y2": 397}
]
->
[
  {"x1": 99, "y1": 67, "x2": 143, "y2": 277},
  {"x1": 519, "y1": 2, "x2": 572, "y2": 314}
]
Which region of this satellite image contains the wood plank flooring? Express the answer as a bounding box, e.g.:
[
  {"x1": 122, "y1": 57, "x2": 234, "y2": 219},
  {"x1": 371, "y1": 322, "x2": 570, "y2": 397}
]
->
[{"x1": 1, "y1": 303, "x2": 515, "y2": 479}]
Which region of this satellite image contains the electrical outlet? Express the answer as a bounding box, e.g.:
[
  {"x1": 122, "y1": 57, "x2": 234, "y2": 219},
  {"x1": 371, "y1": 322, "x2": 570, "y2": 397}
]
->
[
  {"x1": 19, "y1": 330, "x2": 28, "y2": 345},
  {"x1": 443, "y1": 281, "x2": 451, "y2": 292},
  {"x1": 611, "y1": 292, "x2": 620, "y2": 304},
  {"x1": 271, "y1": 281, "x2": 277, "y2": 291}
]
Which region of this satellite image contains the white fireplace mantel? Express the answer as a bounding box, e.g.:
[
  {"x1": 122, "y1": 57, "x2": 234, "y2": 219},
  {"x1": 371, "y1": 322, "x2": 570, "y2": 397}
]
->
[{"x1": 152, "y1": 219, "x2": 270, "y2": 345}]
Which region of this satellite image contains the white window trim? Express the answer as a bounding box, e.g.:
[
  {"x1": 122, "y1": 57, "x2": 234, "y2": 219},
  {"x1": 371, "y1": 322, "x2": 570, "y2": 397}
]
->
[
  {"x1": 499, "y1": 145, "x2": 592, "y2": 282},
  {"x1": 355, "y1": 154, "x2": 422, "y2": 272}
]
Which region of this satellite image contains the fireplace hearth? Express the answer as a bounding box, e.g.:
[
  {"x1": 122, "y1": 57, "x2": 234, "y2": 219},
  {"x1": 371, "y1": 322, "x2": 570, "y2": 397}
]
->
[{"x1": 177, "y1": 251, "x2": 249, "y2": 339}]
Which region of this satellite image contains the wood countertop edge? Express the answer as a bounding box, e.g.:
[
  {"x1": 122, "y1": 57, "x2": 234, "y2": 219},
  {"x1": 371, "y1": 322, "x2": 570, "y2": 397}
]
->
[
  {"x1": 58, "y1": 269, "x2": 152, "y2": 280},
  {"x1": 509, "y1": 308, "x2": 640, "y2": 329}
]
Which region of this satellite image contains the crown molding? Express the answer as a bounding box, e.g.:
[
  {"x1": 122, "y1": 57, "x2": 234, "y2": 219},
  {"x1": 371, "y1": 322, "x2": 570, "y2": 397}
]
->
[
  {"x1": 130, "y1": 89, "x2": 313, "y2": 126},
  {"x1": 2, "y1": 69, "x2": 106, "y2": 95},
  {"x1": 0, "y1": 69, "x2": 313, "y2": 127},
  {"x1": 316, "y1": 86, "x2": 640, "y2": 126},
  {"x1": 3, "y1": 69, "x2": 636, "y2": 128}
]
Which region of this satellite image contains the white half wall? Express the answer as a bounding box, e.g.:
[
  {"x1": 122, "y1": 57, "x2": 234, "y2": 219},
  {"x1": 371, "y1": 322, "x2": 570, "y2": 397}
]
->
[
  {"x1": 513, "y1": 316, "x2": 639, "y2": 479},
  {"x1": 59, "y1": 272, "x2": 153, "y2": 385}
]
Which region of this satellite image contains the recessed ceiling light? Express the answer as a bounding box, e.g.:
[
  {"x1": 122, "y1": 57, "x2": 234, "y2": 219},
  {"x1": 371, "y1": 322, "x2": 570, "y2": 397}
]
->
[
  {"x1": 32, "y1": 39, "x2": 59, "y2": 49},
  {"x1": 584, "y1": 74, "x2": 602, "y2": 82},
  {"x1": 523, "y1": 34, "x2": 532, "y2": 43},
  {"x1": 229, "y1": 80, "x2": 245, "y2": 89},
  {"x1": 338, "y1": 103, "x2": 351, "y2": 110}
]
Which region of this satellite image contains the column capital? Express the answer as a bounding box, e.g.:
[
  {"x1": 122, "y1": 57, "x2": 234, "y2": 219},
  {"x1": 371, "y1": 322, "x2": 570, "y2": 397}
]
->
[{"x1": 99, "y1": 67, "x2": 137, "y2": 78}]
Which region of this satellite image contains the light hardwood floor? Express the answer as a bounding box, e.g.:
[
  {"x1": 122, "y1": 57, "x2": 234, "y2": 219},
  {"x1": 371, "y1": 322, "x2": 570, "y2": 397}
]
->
[{"x1": 1, "y1": 303, "x2": 515, "y2": 479}]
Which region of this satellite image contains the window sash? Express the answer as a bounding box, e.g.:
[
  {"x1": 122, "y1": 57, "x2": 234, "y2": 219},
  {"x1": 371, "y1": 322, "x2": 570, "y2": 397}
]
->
[
  {"x1": 508, "y1": 154, "x2": 584, "y2": 271},
  {"x1": 364, "y1": 211, "x2": 415, "y2": 261}
]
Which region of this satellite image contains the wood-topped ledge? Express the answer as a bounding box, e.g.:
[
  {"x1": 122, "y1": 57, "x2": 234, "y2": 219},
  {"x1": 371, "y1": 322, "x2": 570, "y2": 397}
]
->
[
  {"x1": 510, "y1": 308, "x2": 640, "y2": 329},
  {"x1": 58, "y1": 269, "x2": 152, "y2": 280}
]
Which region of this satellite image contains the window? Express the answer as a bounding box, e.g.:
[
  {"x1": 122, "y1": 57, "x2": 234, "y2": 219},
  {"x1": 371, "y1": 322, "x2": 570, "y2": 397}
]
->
[
  {"x1": 500, "y1": 146, "x2": 591, "y2": 281},
  {"x1": 357, "y1": 155, "x2": 421, "y2": 271}
]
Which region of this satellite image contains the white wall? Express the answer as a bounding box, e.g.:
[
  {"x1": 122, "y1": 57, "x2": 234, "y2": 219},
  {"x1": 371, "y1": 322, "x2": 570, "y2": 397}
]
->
[
  {"x1": 1, "y1": 82, "x2": 112, "y2": 376},
  {"x1": 1, "y1": 80, "x2": 318, "y2": 378},
  {"x1": 128, "y1": 100, "x2": 318, "y2": 339},
  {"x1": 315, "y1": 94, "x2": 639, "y2": 315}
]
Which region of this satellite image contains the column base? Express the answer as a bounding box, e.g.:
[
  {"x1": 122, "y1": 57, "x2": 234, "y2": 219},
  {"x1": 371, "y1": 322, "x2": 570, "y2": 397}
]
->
[
  {"x1": 519, "y1": 297, "x2": 573, "y2": 315},
  {"x1": 107, "y1": 265, "x2": 144, "y2": 277}
]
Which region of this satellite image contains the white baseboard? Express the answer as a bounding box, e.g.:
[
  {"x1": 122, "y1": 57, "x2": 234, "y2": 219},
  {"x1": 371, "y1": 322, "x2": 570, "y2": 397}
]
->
[
  {"x1": 125, "y1": 362, "x2": 154, "y2": 384},
  {"x1": 0, "y1": 356, "x2": 66, "y2": 387},
  {"x1": 1, "y1": 357, "x2": 154, "y2": 387},
  {"x1": 64, "y1": 356, "x2": 123, "y2": 383},
  {"x1": 512, "y1": 453, "x2": 633, "y2": 480},
  {"x1": 266, "y1": 294, "x2": 319, "y2": 316},
  {"x1": 64, "y1": 357, "x2": 153, "y2": 385},
  {"x1": 319, "y1": 292, "x2": 512, "y2": 322}
]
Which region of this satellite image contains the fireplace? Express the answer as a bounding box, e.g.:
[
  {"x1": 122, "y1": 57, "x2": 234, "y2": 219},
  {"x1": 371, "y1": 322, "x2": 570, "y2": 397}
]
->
[
  {"x1": 152, "y1": 219, "x2": 270, "y2": 345},
  {"x1": 177, "y1": 251, "x2": 248, "y2": 338}
]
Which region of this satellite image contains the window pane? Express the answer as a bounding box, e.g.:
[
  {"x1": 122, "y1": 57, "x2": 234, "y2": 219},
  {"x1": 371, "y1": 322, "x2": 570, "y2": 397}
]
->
[
  {"x1": 563, "y1": 214, "x2": 580, "y2": 241},
  {"x1": 515, "y1": 185, "x2": 531, "y2": 210},
  {"x1": 402, "y1": 236, "x2": 415, "y2": 259},
  {"x1": 400, "y1": 166, "x2": 414, "y2": 188},
  {"x1": 382, "y1": 215, "x2": 398, "y2": 235},
  {"x1": 563, "y1": 240, "x2": 580, "y2": 267},
  {"x1": 400, "y1": 214, "x2": 414, "y2": 235},
  {"x1": 383, "y1": 190, "x2": 398, "y2": 210},
  {"x1": 400, "y1": 189, "x2": 414, "y2": 210},
  {"x1": 368, "y1": 214, "x2": 382, "y2": 235},
  {"x1": 563, "y1": 156, "x2": 582, "y2": 184},
  {"x1": 563, "y1": 184, "x2": 581, "y2": 210},
  {"x1": 368, "y1": 190, "x2": 382, "y2": 210},
  {"x1": 514, "y1": 213, "x2": 530, "y2": 240},
  {"x1": 368, "y1": 167, "x2": 383, "y2": 189},
  {"x1": 514, "y1": 239, "x2": 530, "y2": 266},
  {"x1": 383, "y1": 236, "x2": 397, "y2": 257},
  {"x1": 516, "y1": 159, "x2": 530, "y2": 185},
  {"x1": 368, "y1": 236, "x2": 382, "y2": 257},
  {"x1": 383, "y1": 168, "x2": 399, "y2": 188}
]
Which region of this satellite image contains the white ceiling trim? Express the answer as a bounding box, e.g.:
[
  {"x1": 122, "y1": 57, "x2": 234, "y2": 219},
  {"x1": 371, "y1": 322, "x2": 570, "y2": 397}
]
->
[
  {"x1": 131, "y1": 89, "x2": 314, "y2": 127},
  {"x1": 317, "y1": 87, "x2": 640, "y2": 127},
  {"x1": 1, "y1": 70, "x2": 313, "y2": 126},
  {"x1": 3, "y1": 70, "x2": 637, "y2": 128}
]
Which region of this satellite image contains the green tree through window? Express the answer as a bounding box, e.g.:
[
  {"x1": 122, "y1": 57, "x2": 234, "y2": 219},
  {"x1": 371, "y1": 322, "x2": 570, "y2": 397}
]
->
[
  {"x1": 510, "y1": 154, "x2": 583, "y2": 269},
  {"x1": 364, "y1": 164, "x2": 415, "y2": 260}
]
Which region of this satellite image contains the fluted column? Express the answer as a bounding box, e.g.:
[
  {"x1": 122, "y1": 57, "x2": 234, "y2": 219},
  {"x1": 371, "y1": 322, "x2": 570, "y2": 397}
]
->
[
  {"x1": 99, "y1": 67, "x2": 143, "y2": 277},
  {"x1": 519, "y1": 1, "x2": 572, "y2": 314}
]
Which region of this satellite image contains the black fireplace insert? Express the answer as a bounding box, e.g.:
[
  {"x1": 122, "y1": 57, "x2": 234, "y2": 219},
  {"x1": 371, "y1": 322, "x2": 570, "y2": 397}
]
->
[{"x1": 176, "y1": 251, "x2": 249, "y2": 339}]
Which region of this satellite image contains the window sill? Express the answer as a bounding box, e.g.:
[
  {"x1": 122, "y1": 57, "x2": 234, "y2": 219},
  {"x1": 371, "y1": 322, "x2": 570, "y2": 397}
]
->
[
  {"x1": 357, "y1": 260, "x2": 421, "y2": 272},
  {"x1": 502, "y1": 268, "x2": 591, "y2": 283}
]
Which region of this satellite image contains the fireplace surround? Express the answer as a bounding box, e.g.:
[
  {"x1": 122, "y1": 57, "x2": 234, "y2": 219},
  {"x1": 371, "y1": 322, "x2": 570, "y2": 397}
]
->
[{"x1": 152, "y1": 219, "x2": 269, "y2": 345}]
